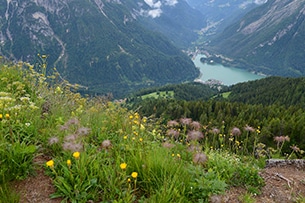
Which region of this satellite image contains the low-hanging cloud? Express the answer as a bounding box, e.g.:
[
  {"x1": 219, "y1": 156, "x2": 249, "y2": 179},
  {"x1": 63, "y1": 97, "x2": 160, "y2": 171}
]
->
[
  {"x1": 164, "y1": 0, "x2": 178, "y2": 6},
  {"x1": 142, "y1": 0, "x2": 178, "y2": 18},
  {"x1": 254, "y1": 0, "x2": 268, "y2": 4}
]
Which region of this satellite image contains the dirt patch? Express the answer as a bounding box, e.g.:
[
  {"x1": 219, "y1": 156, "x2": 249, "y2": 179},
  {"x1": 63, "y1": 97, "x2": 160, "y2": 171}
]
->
[
  {"x1": 13, "y1": 169, "x2": 61, "y2": 203},
  {"x1": 13, "y1": 160, "x2": 305, "y2": 203},
  {"x1": 211, "y1": 165, "x2": 305, "y2": 203}
]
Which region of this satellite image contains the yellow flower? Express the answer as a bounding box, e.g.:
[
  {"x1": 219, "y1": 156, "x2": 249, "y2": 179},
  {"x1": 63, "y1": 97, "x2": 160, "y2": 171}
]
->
[
  {"x1": 127, "y1": 178, "x2": 131, "y2": 182},
  {"x1": 134, "y1": 112, "x2": 139, "y2": 119},
  {"x1": 0, "y1": 114, "x2": 2, "y2": 119},
  {"x1": 177, "y1": 154, "x2": 181, "y2": 158},
  {"x1": 131, "y1": 172, "x2": 138, "y2": 179},
  {"x1": 140, "y1": 124, "x2": 145, "y2": 130},
  {"x1": 123, "y1": 135, "x2": 128, "y2": 140},
  {"x1": 142, "y1": 117, "x2": 147, "y2": 123},
  {"x1": 46, "y1": 160, "x2": 54, "y2": 168},
  {"x1": 129, "y1": 115, "x2": 133, "y2": 119},
  {"x1": 139, "y1": 138, "x2": 143, "y2": 142},
  {"x1": 73, "y1": 151, "x2": 80, "y2": 159},
  {"x1": 120, "y1": 163, "x2": 127, "y2": 170},
  {"x1": 171, "y1": 153, "x2": 175, "y2": 157},
  {"x1": 67, "y1": 159, "x2": 71, "y2": 166},
  {"x1": 5, "y1": 113, "x2": 9, "y2": 119}
]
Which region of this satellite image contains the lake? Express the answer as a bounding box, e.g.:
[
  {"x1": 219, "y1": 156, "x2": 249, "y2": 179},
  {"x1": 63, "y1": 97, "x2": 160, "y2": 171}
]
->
[{"x1": 193, "y1": 54, "x2": 265, "y2": 86}]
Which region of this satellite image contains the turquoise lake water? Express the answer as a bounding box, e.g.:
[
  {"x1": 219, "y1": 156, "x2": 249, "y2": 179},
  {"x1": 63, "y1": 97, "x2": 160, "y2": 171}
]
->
[{"x1": 193, "y1": 54, "x2": 265, "y2": 86}]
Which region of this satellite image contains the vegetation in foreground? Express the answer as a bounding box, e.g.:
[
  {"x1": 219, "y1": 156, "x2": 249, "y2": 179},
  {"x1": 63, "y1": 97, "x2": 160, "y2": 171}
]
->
[{"x1": 1, "y1": 58, "x2": 304, "y2": 203}]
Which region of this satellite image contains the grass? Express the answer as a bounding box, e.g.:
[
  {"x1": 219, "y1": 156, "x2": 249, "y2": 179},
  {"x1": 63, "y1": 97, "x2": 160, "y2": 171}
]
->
[
  {"x1": 141, "y1": 91, "x2": 174, "y2": 99},
  {"x1": 1, "y1": 58, "x2": 300, "y2": 202},
  {"x1": 222, "y1": 91, "x2": 231, "y2": 98}
]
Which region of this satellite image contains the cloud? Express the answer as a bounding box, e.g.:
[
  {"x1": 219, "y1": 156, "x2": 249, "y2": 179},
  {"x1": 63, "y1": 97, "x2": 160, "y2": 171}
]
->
[
  {"x1": 141, "y1": 0, "x2": 178, "y2": 18},
  {"x1": 254, "y1": 0, "x2": 268, "y2": 4},
  {"x1": 164, "y1": 0, "x2": 178, "y2": 6},
  {"x1": 144, "y1": 0, "x2": 162, "y2": 8},
  {"x1": 148, "y1": 8, "x2": 163, "y2": 18}
]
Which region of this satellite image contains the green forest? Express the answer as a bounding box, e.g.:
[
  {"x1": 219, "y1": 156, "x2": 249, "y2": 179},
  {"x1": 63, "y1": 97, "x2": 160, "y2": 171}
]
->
[{"x1": 127, "y1": 77, "x2": 305, "y2": 156}]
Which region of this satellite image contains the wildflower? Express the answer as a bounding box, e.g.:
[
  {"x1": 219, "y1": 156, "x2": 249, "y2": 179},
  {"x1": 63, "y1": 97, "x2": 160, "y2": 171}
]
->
[
  {"x1": 139, "y1": 138, "x2": 143, "y2": 142},
  {"x1": 134, "y1": 113, "x2": 139, "y2": 119},
  {"x1": 46, "y1": 160, "x2": 54, "y2": 168},
  {"x1": 55, "y1": 86, "x2": 62, "y2": 94},
  {"x1": 190, "y1": 121, "x2": 201, "y2": 130},
  {"x1": 127, "y1": 178, "x2": 131, "y2": 182},
  {"x1": 77, "y1": 127, "x2": 91, "y2": 136},
  {"x1": 5, "y1": 113, "x2": 9, "y2": 119},
  {"x1": 231, "y1": 127, "x2": 241, "y2": 136},
  {"x1": 290, "y1": 145, "x2": 300, "y2": 153},
  {"x1": 101, "y1": 140, "x2": 112, "y2": 150},
  {"x1": 65, "y1": 118, "x2": 79, "y2": 126},
  {"x1": 120, "y1": 163, "x2": 127, "y2": 170},
  {"x1": 180, "y1": 118, "x2": 192, "y2": 125},
  {"x1": 62, "y1": 142, "x2": 83, "y2": 152},
  {"x1": 64, "y1": 134, "x2": 77, "y2": 142},
  {"x1": 274, "y1": 136, "x2": 290, "y2": 143},
  {"x1": 67, "y1": 159, "x2": 72, "y2": 167},
  {"x1": 123, "y1": 135, "x2": 128, "y2": 140},
  {"x1": 131, "y1": 172, "x2": 138, "y2": 179},
  {"x1": 211, "y1": 127, "x2": 220, "y2": 134},
  {"x1": 140, "y1": 124, "x2": 145, "y2": 130},
  {"x1": 167, "y1": 120, "x2": 179, "y2": 127},
  {"x1": 187, "y1": 144, "x2": 201, "y2": 152},
  {"x1": 48, "y1": 136, "x2": 59, "y2": 145},
  {"x1": 0, "y1": 114, "x2": 2, "y2": 120},
  {"x1": 244, "y1": 125, "x2": 255, "y2": 132},
  {"x1": 129, "y1": 115, "x2": 133, "y2": 119},
  {"x1": 73, "y1": 151, "x2": 80, "y2": 159},
  {"x1": 142, "y1": 117, "x2": 147, "y2": 123},
  {"x1": 193, "y1": 152, "x2": 208, "y2": 165},
  {"x1": 166, "y1": 129, "x2": 180, "y2": 140},
  {"x1": 171, "y1": 153, "x2": 175, "y2": 157},
  {"x1": 176, "y1": 154, "x2": 181, "y2": 158},
  {"x1": 162, "y1": 142, "x2": 175, "y2": 149},
  {"x1": 186, "y1": 130, "x2": 204, "y2": 141}
]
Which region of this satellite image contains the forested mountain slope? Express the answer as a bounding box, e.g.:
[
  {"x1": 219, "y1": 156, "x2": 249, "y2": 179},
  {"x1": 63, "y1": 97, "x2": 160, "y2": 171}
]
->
[
  {"x1": 224, "y1": 76, "x2": 305, "y2": 107},
  {"x1": 0, "y1": 0, "x2": 199, "y2": 97},
  {"x1": 206, "y1": 0, "x2": 305, "y2": 77}
]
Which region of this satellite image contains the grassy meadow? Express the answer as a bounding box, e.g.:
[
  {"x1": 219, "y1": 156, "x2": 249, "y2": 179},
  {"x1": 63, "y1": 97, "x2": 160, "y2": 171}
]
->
[{"x1": 0, "y1": 58, "x2": 277, "y2": 203}]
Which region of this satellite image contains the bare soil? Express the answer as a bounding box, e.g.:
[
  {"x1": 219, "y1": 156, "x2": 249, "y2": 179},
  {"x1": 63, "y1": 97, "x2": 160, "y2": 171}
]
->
[{"x1": 12, "y1": 161, "x2": 305, "y2": 203}]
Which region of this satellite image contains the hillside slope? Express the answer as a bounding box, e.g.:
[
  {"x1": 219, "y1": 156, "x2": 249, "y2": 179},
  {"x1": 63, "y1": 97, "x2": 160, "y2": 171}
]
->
[
  {"x1": 0, "y1": 0, "x2": 199, "y2": 97},
  {"x1": 207, "y1": 0, "x2": 305, "y2": 77}
]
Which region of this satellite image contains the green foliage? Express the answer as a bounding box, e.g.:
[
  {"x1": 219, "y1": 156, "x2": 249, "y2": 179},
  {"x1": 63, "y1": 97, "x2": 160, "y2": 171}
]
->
[
  {"x1": 206, "y1": 151, "x2": 264, "y2": 190},
  {"x1": 225, "y1": 76, "x2": 305, "y2": 108},
  {"x1": 0, "y1": 142, "x2": 37, "y2": 183},
  {"x1": 0, "y1": 183, "x2": 20, "y2": 203}
]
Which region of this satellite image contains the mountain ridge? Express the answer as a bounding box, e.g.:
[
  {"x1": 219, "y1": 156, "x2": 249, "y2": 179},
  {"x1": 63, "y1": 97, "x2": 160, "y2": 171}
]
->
[
  {"x1": 206, "y1": 0, "x2": 305, "y2": 77},
  {"x1": 0, "y1": 0, "x2": 199, "y2": 98}
]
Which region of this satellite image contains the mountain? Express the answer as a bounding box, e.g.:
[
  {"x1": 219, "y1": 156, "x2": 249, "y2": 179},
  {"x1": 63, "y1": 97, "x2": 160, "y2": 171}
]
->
[
  {"x1": 206, "y1": 0, "x2": 305, "y2": 77},
  {"x1": 0, "y1": 0, "x2": 199, "y2": 98},
  {"x1": 135, "y1": 0, "x2": 207, "y2": 48},
  {"x1": 185, "y1": 0, "x2": 267, "y2": 38}
]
